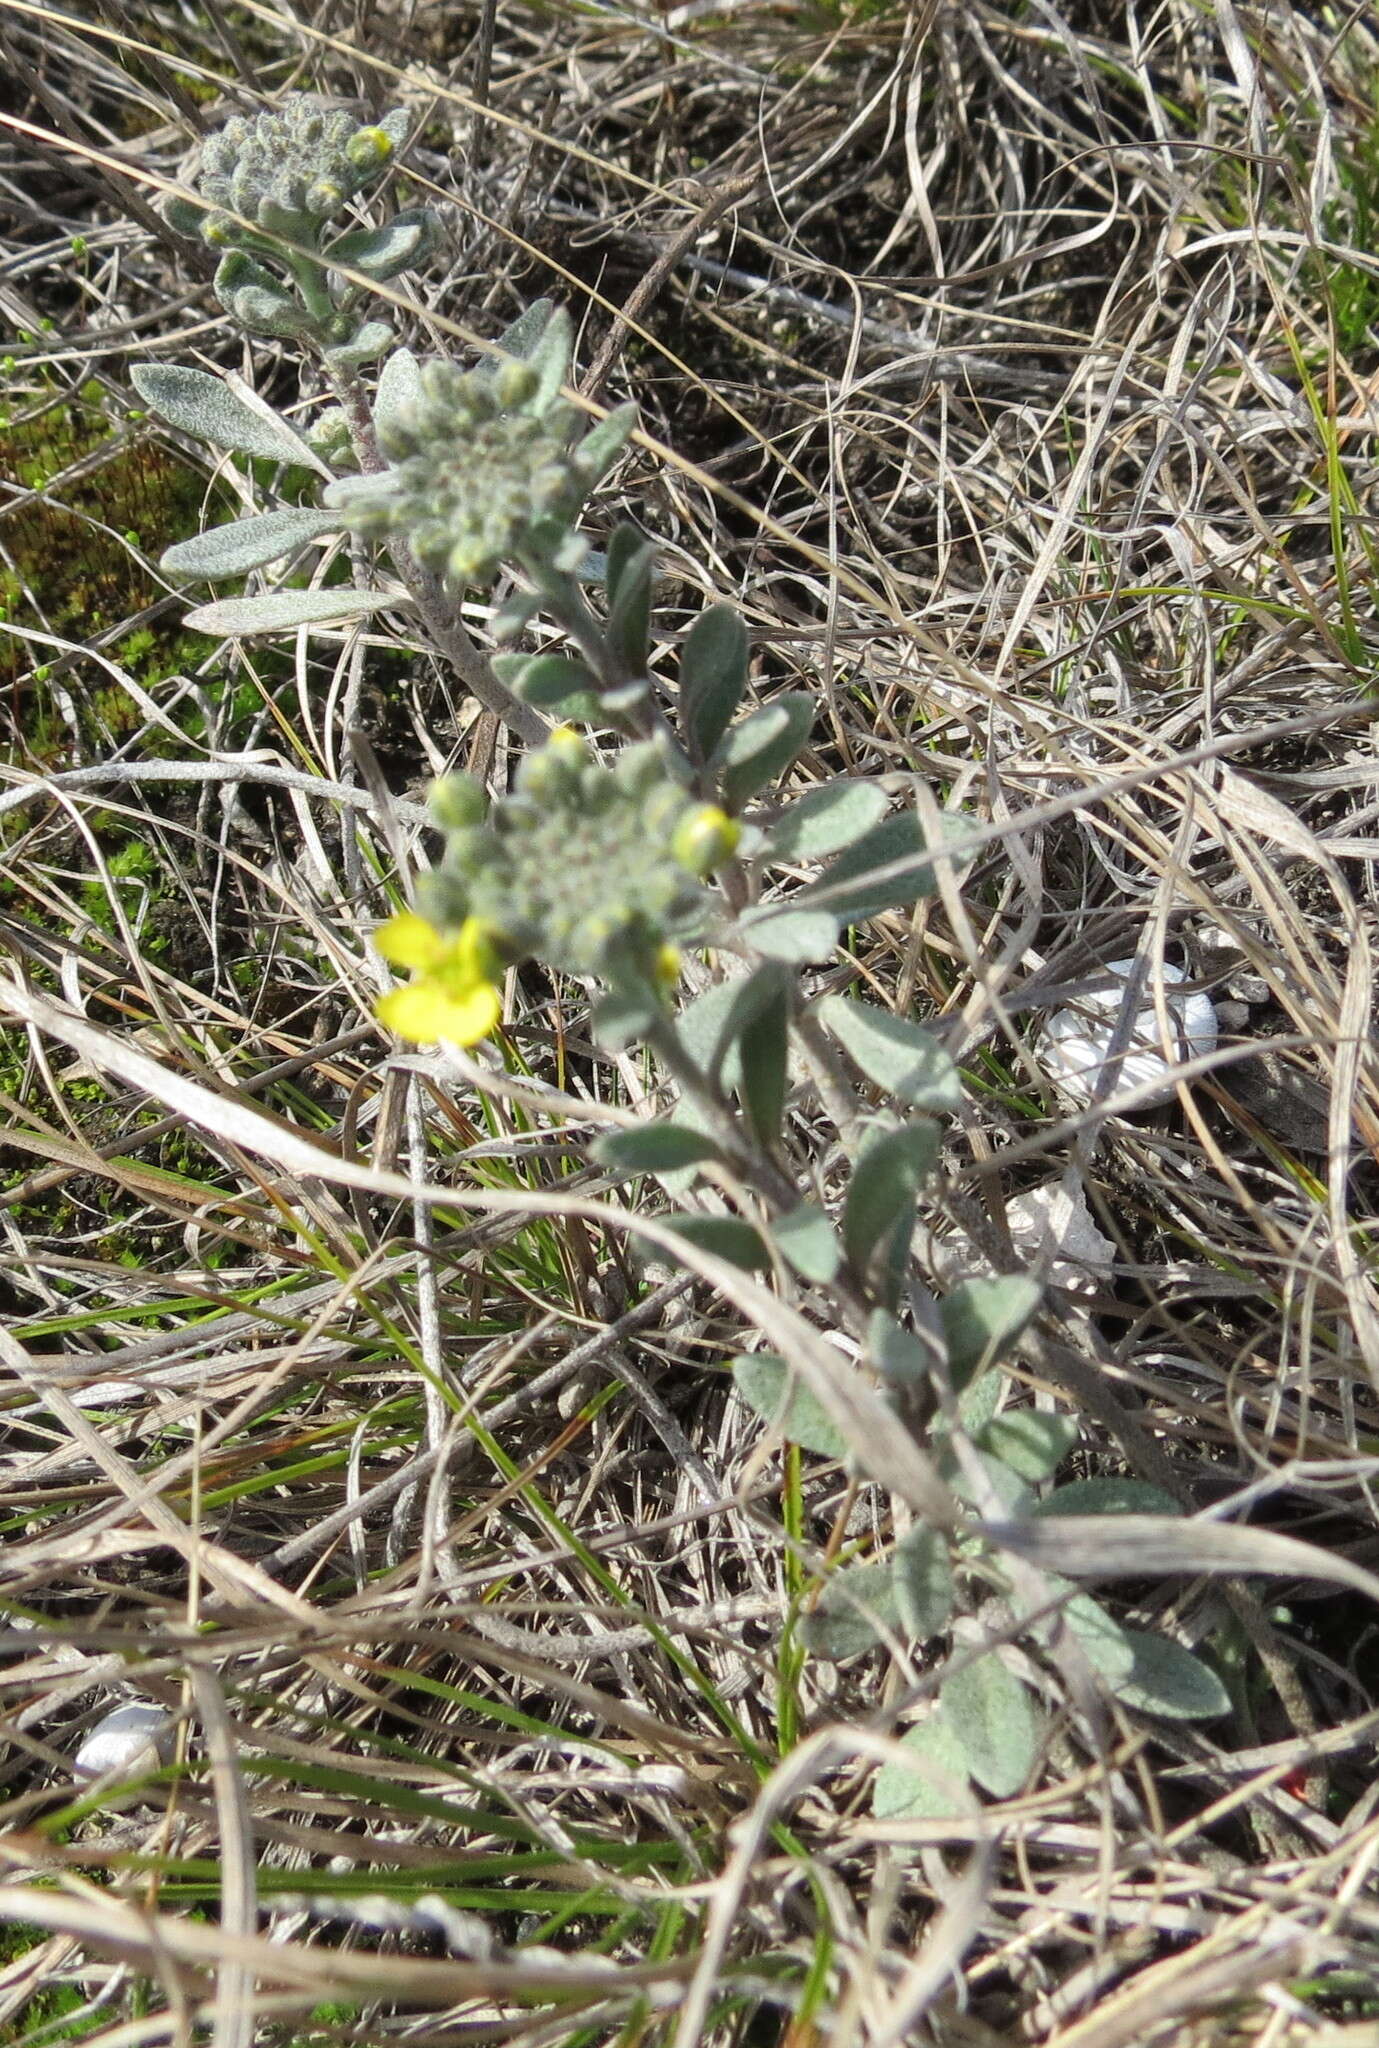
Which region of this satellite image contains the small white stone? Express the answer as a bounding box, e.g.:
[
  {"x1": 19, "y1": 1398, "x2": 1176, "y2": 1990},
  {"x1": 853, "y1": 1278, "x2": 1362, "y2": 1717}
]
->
[
  {"x1": 1041, "y1": 959, "x2": 1217, "y2": 1109},
  {"x1": 73, "y1": 1701, "x2": 174, "y2": 1779}
]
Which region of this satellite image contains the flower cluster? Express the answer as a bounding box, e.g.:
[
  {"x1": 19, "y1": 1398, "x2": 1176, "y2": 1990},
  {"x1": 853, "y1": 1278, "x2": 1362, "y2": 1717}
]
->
[
  {"x1": 174, "y1": 96, "x2": 409, "y2": 247},
  {"x1": 376, "y1": 731, "x2": 740, "y2": 1043},
  {"x1": 325, "y1": 310, "x2": 636, "y2": 587}
]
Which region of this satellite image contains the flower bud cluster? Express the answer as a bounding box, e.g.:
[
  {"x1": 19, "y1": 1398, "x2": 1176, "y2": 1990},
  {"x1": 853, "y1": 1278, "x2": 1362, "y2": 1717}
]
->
[
  {"x1": 414, "y1": 734, "x2": 738, "y2": 984},
  {"x1": 189, "y1": 97, "x2": 409, "y2": 246},
  {"x1": 324, "y1": 311, "x2": 636, "y2": 587}
]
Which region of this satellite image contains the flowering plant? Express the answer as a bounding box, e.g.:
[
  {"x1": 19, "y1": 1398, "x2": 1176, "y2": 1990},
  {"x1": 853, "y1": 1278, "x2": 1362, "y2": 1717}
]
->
[{"x1": 120, "y1": 88, "x2": 1249, "y2": 1825}]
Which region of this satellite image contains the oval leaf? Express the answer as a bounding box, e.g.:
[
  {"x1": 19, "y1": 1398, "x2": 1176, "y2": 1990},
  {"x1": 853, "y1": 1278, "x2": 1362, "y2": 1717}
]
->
[
  {"x1": 662, "y1": 1214, "x2": 768, "y2": 1273},
  {"x1": 737, "y1": 976, "x2": 788, "y2": 1149},
  {"x1": 1060, "y1": 1593, "x2": 1136, "y2": 1682},
  {"x1": 773, "y1": 1203, "x2": 841, "y2": 1284},
  {"x1": 843, "y1": 1120, "x2": 940, "y2": 1280},
  {"x1": 132, "y1": 364, "x2": 316, "y2": 466},
  {"x1": 816, "y1": 995, "x2": 963, "y2": 1113},
  {"x1": 182, "y1": 589, "x2": 407, "y2": 635},
  {"x1": 1035, "y1": 1478, "x2": 1182, "y2": 1519},
  {"x1": 1113, "y1": 1630, "x2": 1231, "y2": 1721},
  {"x1": 514, "y1": 653, "x2": 600, "y2": 707},
  {"x1": 375, "y1": 346, "x2": 423, "y2": 437},
  {"x1": 940, "y1": 1653, "x2": 1042, "y2": 1798},
  {"x1": 678, "y1": 964, "x2": 788, "y2": 1088},
  {"x1": 940, "y1": 1275, "x2": 1042, "y2": 1389},
  {"x1": 161, "y1": 506, "x2": 338, "y2": 581},
  {"x1": 800, "y1": 1559, "x2": 901, "y2": 1660},
  {"x1": 802, "y1": 810, "x2": 941, "y2": 920},
  {"x1": 893, "y1": 1526, "x2": 954, "y2": 1639},
  {"x1": 679, "y1": 602, "x2": 749, "y2": 763},
  {"x1": 979, "y1": 1410, "x2": 1078, "y2": 1484},
  {"x1": 768, "y1": 781, "x2": 888, "y2": 861},
  {"x1": 591, "y1": 1124, "x2": 724, "y2": 1175},
  {"x1": 869, "y1": 1310, "x2": 937, "y2": 1390},
  {"x1": 713, "y1": 695, "x2": 814, "y2": 812},
  {"x1": 733, "y1": 1352, "x2": 850, "y2": 1460},
  {"x1": 738, "y1": 908, "x2": 841, "y2": 963},
  {"x1": 873, "y1": 1719, "x2": 973, "y2": 1821},
  {"x1": 324, "y1": 212, "x2": 430, "y2": 281}
]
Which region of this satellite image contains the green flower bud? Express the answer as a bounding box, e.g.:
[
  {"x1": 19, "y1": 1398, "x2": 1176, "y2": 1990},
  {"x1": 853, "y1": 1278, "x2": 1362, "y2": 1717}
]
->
[
  {"x1": 671, "y1": 805, "x2": 741, "y2": 876},
  {"x1": 429, "y1": 774, "x2": 487, "y2": 832},
  {"x1": 495, "y1": 358, "x2": 538, "y2": 409},
  {"x1": 307, "y1": 177, "x2": 347, "y2": 217},
  {"x1": 346, "y1": 125, "x2": 394, "y2": 171}
]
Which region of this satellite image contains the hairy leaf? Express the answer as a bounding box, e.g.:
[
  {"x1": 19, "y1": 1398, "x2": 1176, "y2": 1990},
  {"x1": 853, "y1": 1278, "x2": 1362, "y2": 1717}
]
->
[
  {"x1": 893, "y1": 1526, "x2": 955, "y2": 1639},
  {"x1": 737, "y1": 976, "x2": 789, "y2": 1150},
  {"x1": 713, "y1": 695, "x2": 814, "y2": 812},
  {"x1": 606, "y1": 537, "x2": 655, "y2": 675},
  {"x1": 324, "y1": 211, "x2": 433, "y2": 281},
  {"x1": 737, "y1": 907, "x2": 840, "y2": 963},
  {"x1": 374, "y1": 346, "x2": 423, "y2": 437},
  {"x1": 679, "y1": 602, "x2": 749, "y2": 762},
  {"x1": 816, "y1": 995, "x2": 963, "y2": 1112},
  {"x1": 182, "y1": 589, "x2": 406, "y2": 635},
  {"x1": 979, "y1": 1410, "x2": 1078, "y2": 1484},
  {"x1": 940, "y1": 1653, "x2": 1042, "y2": 1798},
  {"x1": 591, "y1": 1124, "x2": 724, "y2": 1174},
  {"x1": 1034, "y1": 1478, "x2": 1182, "y2": 1519},
  {"x1": 773, "y1": 1203, "x2": 841, "y2": 1283},
  {"x1": 800, "y1": 1559, "x2": 901, "y2": 1660},
  {"x1": 843, "y1": 1120, "x2": 939, "y2": 1300},
  {"x1": 161, "y1": 506, "x2": 338, "y2": 581},
  {"x1": 1112, "y1": 1630, "x2": 1231, "y2": 1720},
  {"x1": 873, "y1": 1719, "x2": 973, "y2": 1821},
  {"x1": 767, "y1": 780, "x2": 888, "y2": 860},
  {"x1": 940, "y1": 1275, "x2": 1042, "y2": 1389},
  {"x1": 678, "y1": 965, "x2": 788, "y2": 1087},
  {"x1": 733, "y1": 1352, "x2": 850, "y2": 1460},
  {"x1": 802, "y1": 810, "x2": 942, "y2": 920},
  {"x1": 132, "y1": 364, "x2": 315, "y2": 466},
  {"x1": 512, "y1": 653, "x2": 599, "y2": 707},
  {"x1": 868, "y1": 1310, "x2": 938, "y2": 1390},
  {"x1": 662, "y1": 1214, "x2": 768, "y2": 1273},
  {"x1": 489, "y1": 298, "x2": 556, "y2": 369}
]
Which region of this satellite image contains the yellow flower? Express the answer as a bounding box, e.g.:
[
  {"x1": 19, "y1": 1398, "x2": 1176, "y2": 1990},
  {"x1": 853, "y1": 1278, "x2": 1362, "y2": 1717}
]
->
[{"x1": 374, "y1": 912, "x2": 502, "y2": 1045}]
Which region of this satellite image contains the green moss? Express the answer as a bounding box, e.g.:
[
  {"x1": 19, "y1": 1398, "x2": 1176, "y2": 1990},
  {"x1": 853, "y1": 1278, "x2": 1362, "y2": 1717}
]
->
[{"x1": 0, "y1": 376, "x2": 217, "y2": 752}]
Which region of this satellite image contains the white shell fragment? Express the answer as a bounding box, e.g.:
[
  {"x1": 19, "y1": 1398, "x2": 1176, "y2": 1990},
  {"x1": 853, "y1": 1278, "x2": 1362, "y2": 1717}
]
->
[
  {"x1": 1041, "y1": 959, "x2": 1217, "y2": 1109},
  {"x1": 927, "y1": 1177, "x2": 1114, "y2": 1301},
  {"x1": 73, "y1": 1701, "x2": 174, "y2": 1779}
]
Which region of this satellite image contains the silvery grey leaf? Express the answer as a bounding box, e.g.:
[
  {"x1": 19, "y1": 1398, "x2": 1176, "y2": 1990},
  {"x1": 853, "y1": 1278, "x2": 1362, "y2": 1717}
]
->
[
  {"x1": 132, "y1": 364, "x2": 316, "y2": 466},
  {"x1": 183, "y1": 589, "x2": 410, "y2": 635},
  {"x1": 161, "y1": 507, "x2": 338, "y2": 581}
]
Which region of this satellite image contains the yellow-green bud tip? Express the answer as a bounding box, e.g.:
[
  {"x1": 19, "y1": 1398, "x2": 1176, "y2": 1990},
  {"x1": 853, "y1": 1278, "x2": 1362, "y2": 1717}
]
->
[
  {"x1": 670, "y1": 805, "x2": 740, "y2": 876},
  {"x1": 495, "y1": 358, "x2": 538, "y2": 409},
  {"x1": 346, "y1": 126, "x2": 393, "y2": 170},
  {"x1": 547, "y1": 725, "x2": 589, "y2": 768}
]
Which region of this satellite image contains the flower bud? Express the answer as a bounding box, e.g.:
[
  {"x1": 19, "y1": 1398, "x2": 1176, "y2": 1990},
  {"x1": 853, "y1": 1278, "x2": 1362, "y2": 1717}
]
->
[
  {"x1": 670, "y1": 805, "x2": 741, "y2": 876},
  {"x1": 495, "y1": 358, "x2": 538, "y2": 409},
  {"x1": 346, "y1": 125, "x2": 394, "y2": 171},
  {"x1": 429, "y1": 774, "x2": 487, "y2": 832}
]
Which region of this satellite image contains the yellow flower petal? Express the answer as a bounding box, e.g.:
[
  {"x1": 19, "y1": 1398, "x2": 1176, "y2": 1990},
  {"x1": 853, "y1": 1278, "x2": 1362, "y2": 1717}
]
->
[
  {"x1": 377, "y1": 977, "x2": 502, "y2": 1046},
  {"x1": 375, "y1": 911, "x2": 446, "y2": 972}
]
